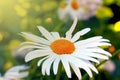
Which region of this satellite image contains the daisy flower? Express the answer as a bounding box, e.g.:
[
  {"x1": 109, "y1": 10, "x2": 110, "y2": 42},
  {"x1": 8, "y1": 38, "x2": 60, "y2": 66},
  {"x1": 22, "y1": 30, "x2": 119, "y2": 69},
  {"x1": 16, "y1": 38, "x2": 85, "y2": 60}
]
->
[
  {"x1": 19, "y1": 18, "x2": 111, "y2": 79},
  {"x1": 58, "y1": 0, "x2": 102, "y2": 21},
  {"x1": 0, "y1": 65, "x2": 29, "y2": 80}
]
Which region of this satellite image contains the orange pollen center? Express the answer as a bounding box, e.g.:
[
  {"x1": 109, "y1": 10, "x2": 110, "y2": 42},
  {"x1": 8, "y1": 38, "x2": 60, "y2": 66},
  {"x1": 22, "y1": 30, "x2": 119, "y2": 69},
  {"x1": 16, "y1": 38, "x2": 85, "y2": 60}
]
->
[
  {"x1": 50, "y1": 39, "x2": 75, "y2": 55},
  {"x1": 71, "y1": 0, "x2": 79, "y2": 10}
]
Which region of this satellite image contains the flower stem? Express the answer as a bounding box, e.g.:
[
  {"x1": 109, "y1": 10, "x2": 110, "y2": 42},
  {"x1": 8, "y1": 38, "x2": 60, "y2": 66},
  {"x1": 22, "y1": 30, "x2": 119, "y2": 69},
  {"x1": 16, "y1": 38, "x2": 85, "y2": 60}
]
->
[{"x1": 55, "y1": 62, "x2": 62, "y2": 80}]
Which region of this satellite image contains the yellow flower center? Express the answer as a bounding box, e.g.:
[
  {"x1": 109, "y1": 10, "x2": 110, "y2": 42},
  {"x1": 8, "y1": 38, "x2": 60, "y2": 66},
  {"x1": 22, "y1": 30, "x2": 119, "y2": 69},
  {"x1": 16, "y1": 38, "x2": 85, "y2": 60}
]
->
[
  {"x1": 50, "y1": 39, "x2": 75, "y2": 55},
  {"x1": 71, "y1": 0, "x2": 79, "y2": 10}
]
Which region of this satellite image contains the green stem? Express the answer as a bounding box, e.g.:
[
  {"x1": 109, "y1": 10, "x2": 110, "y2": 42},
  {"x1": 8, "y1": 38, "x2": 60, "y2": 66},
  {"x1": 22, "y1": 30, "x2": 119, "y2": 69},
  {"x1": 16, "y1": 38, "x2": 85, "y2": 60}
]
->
[
  {"x1": 82, "y1": 49, "x2": 120, "y2": 80},
  {"x1": 55, "y1": 62, "x2": 62, "y2": 80},
  {"x1": 111, "y1": 49, "x2": 120, "y2": 58}
]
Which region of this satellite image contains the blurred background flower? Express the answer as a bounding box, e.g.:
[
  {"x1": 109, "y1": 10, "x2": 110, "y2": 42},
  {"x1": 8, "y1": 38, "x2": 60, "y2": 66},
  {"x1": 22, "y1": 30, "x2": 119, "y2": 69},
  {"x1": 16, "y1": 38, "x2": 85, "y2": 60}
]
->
[
  {"x1": 0, "y1": 65, "x2": 29, "y2": 80},
  {"x1": 58, "y1": 0, "x2": 102, "y2": 21}
]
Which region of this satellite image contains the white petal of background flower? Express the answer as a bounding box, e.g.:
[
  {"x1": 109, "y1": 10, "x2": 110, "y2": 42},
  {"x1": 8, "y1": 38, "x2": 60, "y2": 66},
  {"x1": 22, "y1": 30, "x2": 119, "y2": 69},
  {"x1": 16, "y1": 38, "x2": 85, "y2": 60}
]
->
[{"x1": 4, "y1": 65, "x2": 29, "y2": 80}]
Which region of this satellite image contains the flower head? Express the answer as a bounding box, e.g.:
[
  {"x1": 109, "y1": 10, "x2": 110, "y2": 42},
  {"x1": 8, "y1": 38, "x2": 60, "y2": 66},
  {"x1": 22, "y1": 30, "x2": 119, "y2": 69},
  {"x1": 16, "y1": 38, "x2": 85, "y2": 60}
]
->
[
  {"x1": 0, "y1": 65, "x2": 29, "y2": 80},
  {"x1": 19, "y1": 18, "x2": 111, "y2": 79},
  {"x1": 58, "y1": 0, "x2": 102, "y2": 21}
]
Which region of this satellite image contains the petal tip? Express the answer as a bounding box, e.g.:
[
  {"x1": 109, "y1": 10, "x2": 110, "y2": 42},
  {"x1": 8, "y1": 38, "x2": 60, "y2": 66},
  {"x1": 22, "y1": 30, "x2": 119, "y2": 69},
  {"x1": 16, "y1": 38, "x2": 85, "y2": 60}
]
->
[
  {"x1": 25, "y1": 59, "x2": 29, "y2": 62},
  {"x1": 25, "y1": 56, "x2": 30, "y2": 62},
  {"x1": 37, "y1": 26, "x2": 44, "y2": 29},
  {"x1": 87, "y1": 28, "x2": 91, "y2": 31}
]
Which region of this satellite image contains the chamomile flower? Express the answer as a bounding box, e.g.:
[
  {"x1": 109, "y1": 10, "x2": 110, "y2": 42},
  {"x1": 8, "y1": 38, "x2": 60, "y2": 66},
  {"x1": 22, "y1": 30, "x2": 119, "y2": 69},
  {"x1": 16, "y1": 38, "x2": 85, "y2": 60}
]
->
[
  {"x1": 0, "y1": 65, "x2": 29, "y2": 80},
  {"x1": 58, "y1": 0, "x2": 102, "y2": 21},
  {"x1": 19, "y1": 18, "x2": 111, "y2": 79}
]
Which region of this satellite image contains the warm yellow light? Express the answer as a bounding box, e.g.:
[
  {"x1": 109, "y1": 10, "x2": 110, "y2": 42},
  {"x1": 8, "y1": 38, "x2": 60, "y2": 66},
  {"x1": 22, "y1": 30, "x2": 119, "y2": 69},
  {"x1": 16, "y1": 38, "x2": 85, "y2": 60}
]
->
[
  {"x1": 103, "y1": 0, "x2": 114, "y2": 5},
  {"x1": 0, "y1": 33, "x2": 3, "y2": 41},
  {"x1": 96, "y1": 6, "x2": 113, "y2": 19},
  {"x1": 14, "y1": 5, "x2": 27, "y2": 17},
  {"x1": 114, "y1": 21, "x2": 120, "y2": 32},
  {"x1": 3, "y1": 61, "x2": 13, "y2": 70},
  {"x1": 45, "y1": 18, "x2": 52, "y2": 24},
  {"x1": 34, "y1": 5, "x2": 41, "y2": 12},
  {"x1": 9, "y1": 39, "x2": 21, "y2": 51}
]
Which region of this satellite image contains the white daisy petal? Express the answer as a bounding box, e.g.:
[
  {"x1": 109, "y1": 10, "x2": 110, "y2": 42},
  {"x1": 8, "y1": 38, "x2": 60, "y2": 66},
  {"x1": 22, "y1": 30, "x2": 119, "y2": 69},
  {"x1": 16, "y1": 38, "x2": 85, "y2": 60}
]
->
[
  {"x1": 86, "y1": 61, "x2": 98, "y2": 74},
  {"x1": 75, "y1": 36, "x2": 111, "y2": 47},
  {"x1": 85, "y1": 48, "x2": 112, "y2": 56},
  {"x1": 72, "y1": 59, "x2": 98, "y2": 74},
  {"x1": 75, "y1": 36, "x2": 102, "y2": 44},
  {"x1": 100, "y1": 39, "x2": 110, "y2": 42},
  {"x1": 77, "y1": 59, "x2": 98, "y2": 74},
  {"x1": 53, "y1": 57, "x2": 60, "y2": 75},
  {"x1": 73, "y1": 54, "x2": 100, "y2": 64},
  {"x1": 86, "y1": 43, "x2": 111, "y2": 47},
  {"x1": 37, "y1": 26, "x2": 54, "y2": 41},
  {"x1": 20, "y1": 42, "x2": 50, "y2": 48},
  {"x1": 69, "y1": 56, "x2": 93, "y2": 77},
  {"x1": 25, "y1": 50, "x2": 51, "y2": 62},
  {"x1": 66, "y1": 17, "x2": 77, "y2": 39},
  {"x1": 76, "y1": 42, "x2": 111, "y2": 48},
  {"x1": 70, "y1": 63, "x2": 82, "y2": 80},
  {"x1": 21, "y1": 32, "x2": 50, "y2": 45},
  {"x1": 37, "y1": 56, "x2": 49, "y2": 66},
  {"x1": 41, "y1": 57, "x2": 50, "y2": 75},
  {"x1": 61, "y1": 56, "x2": 71, "y2": 78},
  {"x1": 41, "y1": 55, "x2": 55, "y2": 75},
  {"x1": 71, "y1": 28, "x2": 90, "y2": 42},
  {"x1": 81, "y1": 52, "x2": 109, "y2": 59},
  {"x1": 46, "y1": 55, "x2": 57, "y2": 75},
  {"x1": 51, "y1": 32, "x2": 60, "y2": 40},
  {"x1": 18, "y1": 45, "x2": 49, "y2": 51},
  {"x1": 20, "y1": 42, "x2": 41, "y2": 46}
]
